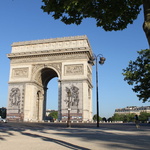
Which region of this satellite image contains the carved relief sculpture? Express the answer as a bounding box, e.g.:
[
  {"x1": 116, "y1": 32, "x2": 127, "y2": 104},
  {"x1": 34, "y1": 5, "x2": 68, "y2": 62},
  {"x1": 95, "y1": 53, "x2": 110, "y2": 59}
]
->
[
  {"x1": 64, "y1": 64, "x2": 83, "y2": 76},
  {"x1": 12, "y1": 68, "x2": 28, "y2": 78},
  {"x1": 9, "y1": 88, "x2": 21, "y2": 108},
  {"x1": 64, "y1": 85, "x2": 79, "y2": 111}
]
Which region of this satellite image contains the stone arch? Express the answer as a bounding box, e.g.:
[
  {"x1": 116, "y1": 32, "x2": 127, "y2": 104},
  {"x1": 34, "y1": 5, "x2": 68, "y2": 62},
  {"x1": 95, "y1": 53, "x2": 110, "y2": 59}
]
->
[
  {"x1": 7, "y1": 35, "x2": 93, "y2": 122},
  {"x1": 33, "y1": 66, "x2": 60, "y2": 121},
  {"x1": 31, "y1": 63, "x2": 61, "y2": 86}
]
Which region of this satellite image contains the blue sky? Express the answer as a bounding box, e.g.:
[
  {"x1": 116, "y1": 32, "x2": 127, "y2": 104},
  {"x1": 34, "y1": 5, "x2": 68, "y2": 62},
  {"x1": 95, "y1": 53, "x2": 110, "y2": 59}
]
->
[{"x1": 0, "y1": 0, "x2": 149, "y2": 118}]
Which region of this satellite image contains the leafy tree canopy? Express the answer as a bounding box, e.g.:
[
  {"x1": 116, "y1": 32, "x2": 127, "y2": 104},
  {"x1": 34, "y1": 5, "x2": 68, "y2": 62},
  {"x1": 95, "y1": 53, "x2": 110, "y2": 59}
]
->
[
  {"x1": 112, "y1": 113, "x2": 136, "y2": 122},
  {"x1": 122, "y1": 49, "x2": 150, "y2": 103},
  {"x1": 41, "y1": 0, "x2": 150, "y2": 46},
  {"x1": 48, "y1": 111, "x2": 58, "y2": 119},
  {"x1": 93, "y1": 114, "x2": 102, "y2": 121},
  {"x1": 41, "y1": 0, "x2": 142, "y2": 31},
  {"x1": 112, "y1": 112, "x2": 150, "y2": 122},
  {"x1": 139, "y1": 112, "x2": 150, "y2": 122}
]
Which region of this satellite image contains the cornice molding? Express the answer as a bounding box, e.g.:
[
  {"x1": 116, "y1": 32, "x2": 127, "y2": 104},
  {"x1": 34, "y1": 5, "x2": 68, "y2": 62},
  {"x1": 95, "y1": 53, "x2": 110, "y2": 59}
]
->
[
  {"x1": 8, "y1": 81, "x2": 44, "y2": 88},
  {"x1": 9, "y1": 51, "x2": 90, "y2": 63},
  {"x1": 7, "y1": 47, "x2": 91, "y2": 58},
  {"x1": 59, "y1": 78, "x2": 93, "y2": 88}
]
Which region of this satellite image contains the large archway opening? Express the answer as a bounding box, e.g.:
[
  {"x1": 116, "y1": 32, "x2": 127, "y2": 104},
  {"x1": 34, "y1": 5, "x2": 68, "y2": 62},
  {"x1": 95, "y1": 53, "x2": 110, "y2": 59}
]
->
[
  {"x1": 40, "y1": 67, "x2": 59, "y2": 121},
  {"x1": 46, "y1": 78, "x2": 58, "y2": 110},
  {"x1": 46, "y1": 77, "x2": 58, "y2": 120}
]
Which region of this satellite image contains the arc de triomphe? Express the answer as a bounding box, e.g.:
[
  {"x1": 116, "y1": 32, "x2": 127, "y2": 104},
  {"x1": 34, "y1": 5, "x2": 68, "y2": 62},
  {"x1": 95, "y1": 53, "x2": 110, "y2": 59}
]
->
[{"x1": 7, "y1": 35, "x2": 93, "y2": 122}]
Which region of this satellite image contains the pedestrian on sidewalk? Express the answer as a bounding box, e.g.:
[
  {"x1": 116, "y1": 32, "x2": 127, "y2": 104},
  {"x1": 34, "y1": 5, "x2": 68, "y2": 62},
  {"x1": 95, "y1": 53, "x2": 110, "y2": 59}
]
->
[{"x1": 134, "y1": 114, "x2": 140, "y2": 129}]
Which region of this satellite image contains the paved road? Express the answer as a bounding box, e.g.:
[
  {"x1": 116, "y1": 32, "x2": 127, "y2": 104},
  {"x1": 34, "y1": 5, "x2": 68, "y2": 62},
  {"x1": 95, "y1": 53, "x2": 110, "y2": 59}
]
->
[{"x1": 0, "y1": 122, "x2": 150, "y2": 150}]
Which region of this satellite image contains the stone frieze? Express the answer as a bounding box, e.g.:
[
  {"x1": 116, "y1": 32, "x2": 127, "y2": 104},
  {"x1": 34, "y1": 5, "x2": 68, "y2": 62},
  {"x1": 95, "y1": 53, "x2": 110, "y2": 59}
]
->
[
  {"x1": 12, "y1": 67, "x2": 29, "y2": 78},
  {"x1": 10, "y1": 53, "x2": 87, "y2": 64},
  {"x1": 64, "y1": 64, "x2": 84, "y2": 76}
]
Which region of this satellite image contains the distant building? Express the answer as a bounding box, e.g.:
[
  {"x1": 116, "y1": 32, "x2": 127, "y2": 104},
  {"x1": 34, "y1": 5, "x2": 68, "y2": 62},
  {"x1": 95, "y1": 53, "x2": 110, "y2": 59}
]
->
[{"x1": 115, "y1": 106, "x2": 150, "y2": 115}]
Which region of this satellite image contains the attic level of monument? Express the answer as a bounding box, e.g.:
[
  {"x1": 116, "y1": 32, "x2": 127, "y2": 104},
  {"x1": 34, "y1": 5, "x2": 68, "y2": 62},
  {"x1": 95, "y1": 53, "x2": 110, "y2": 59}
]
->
[
  {"x1": 10, "y1": 35, "x2": 91, "y2": 52},
  {"x1": 11, "y1": 35, "x2": 89, "y2": 46},
  {"x1": 7, "y1": 35, "x2": 93, "y2": 122},
  {"x1": 8, "y1": 35, "x2": 92, "y2": 59}
]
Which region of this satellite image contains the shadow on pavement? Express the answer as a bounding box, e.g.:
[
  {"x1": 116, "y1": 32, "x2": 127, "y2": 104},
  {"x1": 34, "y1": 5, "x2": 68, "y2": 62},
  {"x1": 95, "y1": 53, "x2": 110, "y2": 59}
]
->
[
  {"x1": 0, "y1": 122, "x2": 150, "y2": 150},
  {"x1": 21, "y1": 132, "x2": 90, "y2": 150}
]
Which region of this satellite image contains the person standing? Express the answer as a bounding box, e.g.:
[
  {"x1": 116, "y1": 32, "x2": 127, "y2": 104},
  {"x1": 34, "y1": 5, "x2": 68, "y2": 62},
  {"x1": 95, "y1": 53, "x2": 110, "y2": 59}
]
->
[{"x1": 135, "y1": 115, "x2": 140, "y2": 129}]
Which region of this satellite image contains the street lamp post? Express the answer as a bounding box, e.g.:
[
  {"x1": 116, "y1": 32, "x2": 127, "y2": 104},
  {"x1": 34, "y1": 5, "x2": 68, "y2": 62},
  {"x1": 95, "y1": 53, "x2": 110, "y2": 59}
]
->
[
  {"x1": 67, "y1": 89, "x2": 71, "y2": 127},
  {"x1": 88, "y1": 54, "x2": 106, "y2": 127}
]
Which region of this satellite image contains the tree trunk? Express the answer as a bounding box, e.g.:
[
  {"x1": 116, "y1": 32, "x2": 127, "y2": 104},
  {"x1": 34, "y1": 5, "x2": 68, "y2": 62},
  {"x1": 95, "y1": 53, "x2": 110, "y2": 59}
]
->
[{"x1": 143, "y1": 0, "x2": 150, "y2": 47}]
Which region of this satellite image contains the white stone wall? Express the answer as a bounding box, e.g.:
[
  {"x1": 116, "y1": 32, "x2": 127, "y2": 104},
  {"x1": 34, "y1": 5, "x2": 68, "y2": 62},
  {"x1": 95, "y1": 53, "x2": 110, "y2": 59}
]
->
[{"x1": 7, "y1": 35, "x2": 93, "y2": 122}]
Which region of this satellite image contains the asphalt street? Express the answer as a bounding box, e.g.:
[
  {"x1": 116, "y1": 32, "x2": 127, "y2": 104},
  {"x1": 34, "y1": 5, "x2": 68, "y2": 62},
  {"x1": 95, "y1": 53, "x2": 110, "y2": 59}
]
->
[{"x1": 0, "y1": 122, "x2": 150, "y2": 150}]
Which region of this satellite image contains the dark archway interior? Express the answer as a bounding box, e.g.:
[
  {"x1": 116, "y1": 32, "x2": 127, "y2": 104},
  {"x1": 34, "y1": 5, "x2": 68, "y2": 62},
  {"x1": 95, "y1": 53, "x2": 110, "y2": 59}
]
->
[{"x1": 41, "y1": 68, "x2": 58, "y2": 88}]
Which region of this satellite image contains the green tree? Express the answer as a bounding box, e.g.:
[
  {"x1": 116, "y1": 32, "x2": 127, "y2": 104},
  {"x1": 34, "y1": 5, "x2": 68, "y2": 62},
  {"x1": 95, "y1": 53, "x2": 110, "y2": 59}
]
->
[
  {"x1": 139, "y1": 112, "x2": 150, "y2": 122},
  {"x1": 128, "y1": 113, "x2": 136, "y2": 122},
  {"x1": 107, "y1": 117, "x2": 112, "y2": 122},
  {"x1": 111, "y1": 113, "x2": 124, "y2": 121},
  {"x1": 41, "y1": 0, "x2": 150, "y2": 46},
  {"x1": 123, "y1": 115, "x2": 128, "y2": 123},
  {"x1": 122, "y1": 49, "x2": 150, "y2": 103},
  {"x1": 48, "y1": 111, "x2": 58, "y2": 120},
  {"x1": 93, "y1": 114, "x2": 102, "y2": 121},
  {"x1": 102, "y1": 117, "x2": 107, "y2": 122},
  {"x1": 111, "y1": 113, "x2": 136, "y2": 122}
]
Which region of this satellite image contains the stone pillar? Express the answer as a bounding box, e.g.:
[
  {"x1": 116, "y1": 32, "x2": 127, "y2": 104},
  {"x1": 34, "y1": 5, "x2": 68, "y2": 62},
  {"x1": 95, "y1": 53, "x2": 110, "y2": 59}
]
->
[
  {"x1": 36, "y1": 91, "x2": 41, "y2": 121},
  {"x1": 38, "y1": 90, "x2": 44, "y2": 122},
  {"x1": 43, "y1": 87, "x2": 48, "y2": 120},
  {"x1": 58, "y1": 80, "x2": 62, "y2": 121}
]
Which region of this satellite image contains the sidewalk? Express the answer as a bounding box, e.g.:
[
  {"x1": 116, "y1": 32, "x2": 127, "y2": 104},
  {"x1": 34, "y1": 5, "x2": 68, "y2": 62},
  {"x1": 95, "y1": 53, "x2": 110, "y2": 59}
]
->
[{"x1": 0, "y1": 125, "x2": 150, "y2": 150}]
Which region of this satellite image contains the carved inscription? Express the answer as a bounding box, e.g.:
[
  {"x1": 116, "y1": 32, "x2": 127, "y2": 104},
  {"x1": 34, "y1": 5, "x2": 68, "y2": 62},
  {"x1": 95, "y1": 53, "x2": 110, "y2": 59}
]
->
[
  {"x1": 64, "y1": 64, "x2": 83, "y2": 76},
  {"x1": 12, "y1": 67, "x2": 28, "y2": 78}
]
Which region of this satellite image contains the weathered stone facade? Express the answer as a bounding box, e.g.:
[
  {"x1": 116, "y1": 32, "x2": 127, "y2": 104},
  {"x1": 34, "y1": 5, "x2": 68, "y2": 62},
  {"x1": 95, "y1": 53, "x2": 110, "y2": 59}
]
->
[{"x1": 7, "y1": 35, "x2": 93, "y2": 122}]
